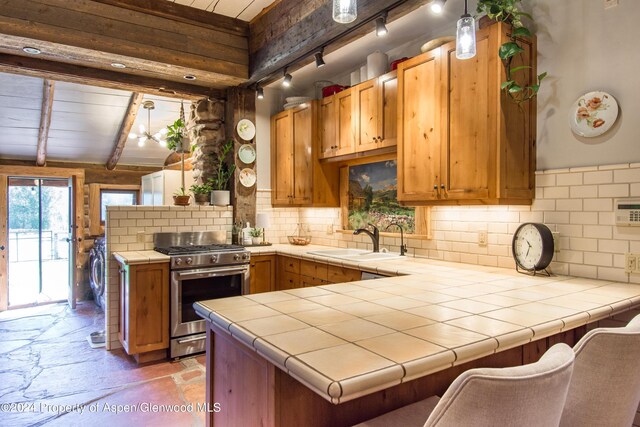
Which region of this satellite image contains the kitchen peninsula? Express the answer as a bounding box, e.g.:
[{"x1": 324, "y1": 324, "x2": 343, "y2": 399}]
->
[{"x1": 195, "y1": 245, "x2": 640, "y2": 427}]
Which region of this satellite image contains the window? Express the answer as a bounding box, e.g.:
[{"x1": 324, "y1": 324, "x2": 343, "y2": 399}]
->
[{"x1": 100, "y1": 190, "x2": 137, "y2": 222}]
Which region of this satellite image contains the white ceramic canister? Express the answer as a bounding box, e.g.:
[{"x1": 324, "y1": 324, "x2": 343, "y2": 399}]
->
[
  {"x1": 350, "y1": 70, "x2": 360, "y2": 86},
  {"x1": 367, "y1": 51, "x2": 388, "y2": 79},
  {"x1": 360, "y1": 65, "x2": 368, "y2": 82}
]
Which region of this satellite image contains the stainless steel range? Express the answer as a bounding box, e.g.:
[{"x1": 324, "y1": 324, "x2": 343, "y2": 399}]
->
[{"x1": 154, "y1": 232, "x2": 250, "y2": 359}]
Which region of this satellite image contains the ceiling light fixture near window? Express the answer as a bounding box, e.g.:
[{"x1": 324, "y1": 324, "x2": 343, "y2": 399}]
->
[
  {"x1": 110, "y1": 62, "x2": 126, "y2": 69},
  {"x1": 314, "y1": 50, "x2": 326, "y2": 68},
  {"x1": 333, "y1": 0, "x2": 357, "y2": 24},
  {"x1": 22, "y1": 47, "x2": 41, "y2": 55},
  {"x1": 282, "y1": 68, "x2": 293, "y2": 87},
  {"x1": 375, "y1": 13, "x2": 388, "y2": 37},
  {"x1": 429, "y1": 0, "x2": 446, "y2": 14},
  {"x1": 456, "y1": 0, "x2": 476, "y2": 60},
  {"x1": 183, "y1": 74, "x2": 197, "y2": 81}
]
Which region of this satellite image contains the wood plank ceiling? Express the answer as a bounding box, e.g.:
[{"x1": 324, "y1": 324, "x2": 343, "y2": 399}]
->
[{"x1": 0, "y1": 0, "x2": 274, "y2": 167}]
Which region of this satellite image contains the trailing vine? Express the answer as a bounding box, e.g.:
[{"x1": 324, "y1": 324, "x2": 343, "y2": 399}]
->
[{"x1": 477, "y1": 0, "x2": 546, "y2": 106}]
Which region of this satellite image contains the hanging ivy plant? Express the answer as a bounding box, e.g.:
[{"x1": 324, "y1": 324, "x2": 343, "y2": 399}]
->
[{"x1": 477, "y1": 0, "x2": 546, "y2": 106}]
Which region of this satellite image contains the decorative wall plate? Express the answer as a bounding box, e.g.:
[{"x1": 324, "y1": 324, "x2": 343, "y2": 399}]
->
[
  {"x1": 237, "y1": 119, "x2": 256, "y2": 141},
  {"x1": 239, "y1": 168, "x2": 256, "y2": 187},
  {"x1": 569, "y1": 91, "x2": 619, "y2": 137},
  {"x1": 238, "y1": 144, "x2": 256, "y2": 164}
]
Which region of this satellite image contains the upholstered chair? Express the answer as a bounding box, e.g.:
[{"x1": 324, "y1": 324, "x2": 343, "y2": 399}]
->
[
  {"x1": 560, "y1": 313, "x2": 640, "y2": 427},
  {"x1": 355, "y1": 343, "x2": 575, "y2": 427}
]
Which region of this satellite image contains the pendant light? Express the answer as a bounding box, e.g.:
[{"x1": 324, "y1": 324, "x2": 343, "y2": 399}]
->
[
  {"x1": 456, "y1": 0, "x2": 476, "y2": 60},
  {"x1": 333, "y1": 0, "x2": 357, "y2": 24}
]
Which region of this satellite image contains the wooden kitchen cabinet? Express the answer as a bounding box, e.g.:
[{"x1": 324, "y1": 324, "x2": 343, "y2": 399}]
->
[
  {"x1": 397, "y1": 21, "x2": 536, "y2": 205},
  {"x1": 335, "y1": 88, "x2": 356, "y2": 156},
  {"x1": 275, "y1": 256, "x2": 361, "y2": 290},
  {"x1": 271, "y1": 101, "x2": 339, "y2": 207},
  {"x1": 249, "y1": 255, "x2": 275, "y2": 294},
  {"x1": 319, "y1": 96, "x2": 337, "y2": 159},
  {"x1": 118, "y1": 261, "x2": 169, "y2": 360},
  {"x1": 355, "y1": 70, "x2": 398, "y2": 153},
  {"x1": 327, "y1": 264, "x2": 362, "y2": 283}
]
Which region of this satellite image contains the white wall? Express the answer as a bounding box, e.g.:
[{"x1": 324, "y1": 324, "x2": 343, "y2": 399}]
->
[{"x1": 529, "y1": 0, "x2": 640, "y2": 169}]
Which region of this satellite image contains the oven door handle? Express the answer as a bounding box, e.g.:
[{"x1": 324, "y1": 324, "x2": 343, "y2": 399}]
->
[
  {"x1": 177, "y1": 334, "x2": 206, "y2": 344},
  {"x1": 175, "y1": 266, "x2": 248, "y2": 280}
]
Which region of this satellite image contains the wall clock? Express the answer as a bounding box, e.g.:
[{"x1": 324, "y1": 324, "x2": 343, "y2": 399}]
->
[{"x1": 512, "y1": 223, "x2": 555, "y2": 276}]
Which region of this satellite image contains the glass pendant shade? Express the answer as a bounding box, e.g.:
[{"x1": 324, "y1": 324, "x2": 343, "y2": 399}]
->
[
  {"x1": 333, "y1": 0, "x2": 357, "y2": 24},
  {"x1": 456, "y1": 15, "x2": 476, "y2": 60}
]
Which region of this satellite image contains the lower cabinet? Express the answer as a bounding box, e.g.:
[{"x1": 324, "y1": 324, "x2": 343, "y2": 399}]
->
[
  {"x1": 118, "y1": 262, "x2": 169, "y2": 358},
  {"x1": 249, "y1": 255, "x2": 276, "y2": 294},
  {"x1": 265, "y1": 255, "x2": 361, "y2": 291}
]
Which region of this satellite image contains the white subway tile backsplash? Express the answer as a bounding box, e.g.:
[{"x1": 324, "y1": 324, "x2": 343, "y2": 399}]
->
[
  {"x1": 599, "y1": 184, "x2": 629, "y2": 198},
  {"x1": 614, "y1": 169, "x2": 640, "y2": 183},
  {"x1": 583, "y1": 170, "x2": 613, "y2": 185},
  {"x1": 556, "y1": 172, "x2": 583, "y2": 186},
  {"x1": 570, "y1": 185, "x2": 598, "y2": 199},
  {"x1": 544, "y1": 186, "x2": 569, "y2": 199}
]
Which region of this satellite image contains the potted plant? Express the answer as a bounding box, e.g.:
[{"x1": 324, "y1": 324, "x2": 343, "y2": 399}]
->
[
  {"x1": 173, "y1": 187, "x2": 191, "y2": 206},
  {"x1": 190, "y1": 182, "x2": 212, "y2": 205},
  {"x1": 249, "y1": 227, "x2": 262, "y2": 245},
  {"x1": 209, "y1": 139, "x2": 236, "y2": 206},
  {"x1": 165, "y1": 118, "x2": 190, "y2": 153}
]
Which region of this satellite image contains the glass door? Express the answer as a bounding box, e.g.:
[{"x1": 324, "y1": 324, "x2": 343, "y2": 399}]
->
[{"x1": 7, "y1": 177, "x2": 72, "y2": 307}]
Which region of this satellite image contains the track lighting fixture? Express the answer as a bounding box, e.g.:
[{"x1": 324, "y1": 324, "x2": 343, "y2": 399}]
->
[
  {"x1": 375, "y1": 13, "x2": 388, "y2": 37},
  {"x1": 256, "y1": 86, "x2": 264, "y2": 99},
  {"x1": 282, "y1": 68, "x2": 293, "y2": 87},
  {"x1": 429, "y1": 0, "x2": 446, "y2": 14},
  {"x1": 314, "y1": 50, "x2": 326, "y2": 68}
]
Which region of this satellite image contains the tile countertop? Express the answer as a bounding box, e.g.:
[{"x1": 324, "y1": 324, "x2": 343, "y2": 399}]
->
[
  {"x1": 113, "y1": 250, "x2": 170, "y2": 265},
  {"x1": 195, "y1": 244, "x2": 640, "y2": 404}
]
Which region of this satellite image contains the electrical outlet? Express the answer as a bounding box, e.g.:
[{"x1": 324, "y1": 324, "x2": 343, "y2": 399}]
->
[
  {"x1": 478, "y1": 230, "x2": 488, "y2": 246},
  {"x1": 551, "y1": 231, "x2": 560, "y2": 253},
  {"x1": 625, "y1": 253, "x2": 638, "y2": 274},
  {"x1": 136, "y1": 231, "x2": 145, "y2": 243},
  {"x1": 326, "y1": 224, "x2": 334, "y2": 235},
  {"x1": 604, "y1": 0, "x2": 618, "y2": 9}
]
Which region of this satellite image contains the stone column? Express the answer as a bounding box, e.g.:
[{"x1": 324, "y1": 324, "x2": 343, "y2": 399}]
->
[{"x1": 188, "y1": 98, "x2": 225, "y2": 184}]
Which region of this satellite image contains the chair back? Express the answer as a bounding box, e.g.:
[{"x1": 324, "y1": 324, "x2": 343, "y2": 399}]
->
[
  {"x1": 425, "y1": 343, "x2": 575, "y2": 427},
  {"x1": 560, "y1": 314, "x2": 640, "y2": 427}
]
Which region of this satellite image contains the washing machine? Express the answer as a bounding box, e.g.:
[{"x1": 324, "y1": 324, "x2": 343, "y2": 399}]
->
[{"x1": 89, "y1": 237, "x2": 106, "y2": 311}]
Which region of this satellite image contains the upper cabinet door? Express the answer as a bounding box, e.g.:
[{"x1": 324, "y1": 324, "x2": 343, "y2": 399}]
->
[
  {"x1": 319, "y1": 96, "x2": 337, "y2": 159},
  {"x1": 397, "y1": 50, "x2": 442, "y2": 203},
  {"x1": 377, "y1": 71, "x2": 398, "y2": 149},
  {"x1": 335, "y1": 88, "x2": 356, "y2": 156},
  {"x1": 441, "y1": 31, "x2": 495, "y2": 201},
  {"x1": 355, "y1": 79, "x2": 379, "y2": 152},
  {"x1": 270, "y1": 111, "x2": 293, "y2": 205},
  {"x1": 291, "y1": 104, "x2": 313, "y2": 204}
]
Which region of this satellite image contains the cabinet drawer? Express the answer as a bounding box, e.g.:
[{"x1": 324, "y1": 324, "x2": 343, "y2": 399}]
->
[
  {"x1": 279, "y1": 271, "x2": 301, "y2": 290},
  {"x1": 301, "y1": 276, "x2": 328, "y2": 287},
  {"x1": 300, "y1": 260, "x2": 328, "y2": 281},
  {"x1": 282, "y1": 257, "x2": 300, "y2": 274},
  {"x1": 327, "y1": 265, "x2": 362, "y2": 283}
]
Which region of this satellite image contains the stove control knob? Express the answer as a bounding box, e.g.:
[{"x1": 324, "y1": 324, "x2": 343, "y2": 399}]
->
[
  {"x1": 175, "y1": 258, "x2": 182, "y2": 266},
  {"x1": 186, "y1": 257, "x2": 193, "y2": 265},
  {"x1": 233, "y1": 254, "x2": 241, "y2": 261},
  {"x1": 242, "y1": 254, "x2": 249, "y2": 260},
  {"x1": 210, "y1": 255, "x2": 218, "y2": 263}
]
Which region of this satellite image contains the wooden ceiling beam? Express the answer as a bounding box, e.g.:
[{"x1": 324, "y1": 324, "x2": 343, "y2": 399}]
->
[
  {"x1": 0, "y1": 53, "x2": 220, "y2": 101},
  {"x1": 0, "y1": 0, "x2": 249, "y2": 91},
  {"x1": 36, "y1": 79, "x2": 55, "y2": 167},
  {"x1": 248, "y1": 0, "x2": 431, "y2": 85},
  {"x1": 106, "y1": 92, "x2": 145, "y2": 171}
]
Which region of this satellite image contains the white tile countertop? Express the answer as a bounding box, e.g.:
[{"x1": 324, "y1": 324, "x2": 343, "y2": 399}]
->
[
  {"x1": 113, "y1": 250, "x2": 170, "y2": 265},
  {"x1": 194, "y1": 244, "x2": 640, "y2": 404}
]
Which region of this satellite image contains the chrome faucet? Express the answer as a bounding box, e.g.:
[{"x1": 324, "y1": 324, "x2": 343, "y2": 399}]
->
[
  {"x1": 385, "y1": 222, "x2": 407, "y2": 256},
  {"x1": 353, "y1": 223, "x2": 380, "y2": 253}
]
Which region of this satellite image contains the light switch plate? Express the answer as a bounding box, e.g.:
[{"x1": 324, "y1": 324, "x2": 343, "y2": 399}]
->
[
  {"x1": 551, "y1": 231, "x2": 560, "y2": 253},
  {"x1": 136, "y1": 231, "x2": 145, "y2": 243},
  {"x1": 478, "y1": 230, "x2": 488, "y2": 246}
]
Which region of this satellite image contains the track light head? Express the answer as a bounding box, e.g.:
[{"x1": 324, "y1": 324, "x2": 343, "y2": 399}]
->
[
  {"x1": 375, "y1": 14, "x2": 388, "y2": 37},
  {"x1": 430, "y1": 0, "x2": 446, "y2": 14},
  {"x1": 256, "y1": 86, "x2": 265, "y2": 99},
  {"x1": 314, "y1": 51, "x2": 326, "y2": 68},
  {"x1": 282, "y1": 68, "x2": 293, "y2": 87}
]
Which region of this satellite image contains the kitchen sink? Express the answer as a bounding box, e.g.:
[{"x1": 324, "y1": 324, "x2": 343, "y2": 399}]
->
[{"x1": 306, "y1": 249, "x2": 403, "y2": 262}]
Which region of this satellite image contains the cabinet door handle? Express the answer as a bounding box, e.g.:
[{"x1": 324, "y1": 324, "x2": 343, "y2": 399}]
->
[{"x1": 441, "y1": 184, "x2": 446, "y2": 190}]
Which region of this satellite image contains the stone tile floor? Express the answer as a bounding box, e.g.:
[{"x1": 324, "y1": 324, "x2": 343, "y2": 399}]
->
[{"x1": 0, "y1": 302, "x2": 206, "y2": 426}]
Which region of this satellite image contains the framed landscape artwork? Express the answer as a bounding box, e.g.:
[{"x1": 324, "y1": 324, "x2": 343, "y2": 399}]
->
[{"x1": 348, "y1": 160, "x2": 415, "y2": 234}]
